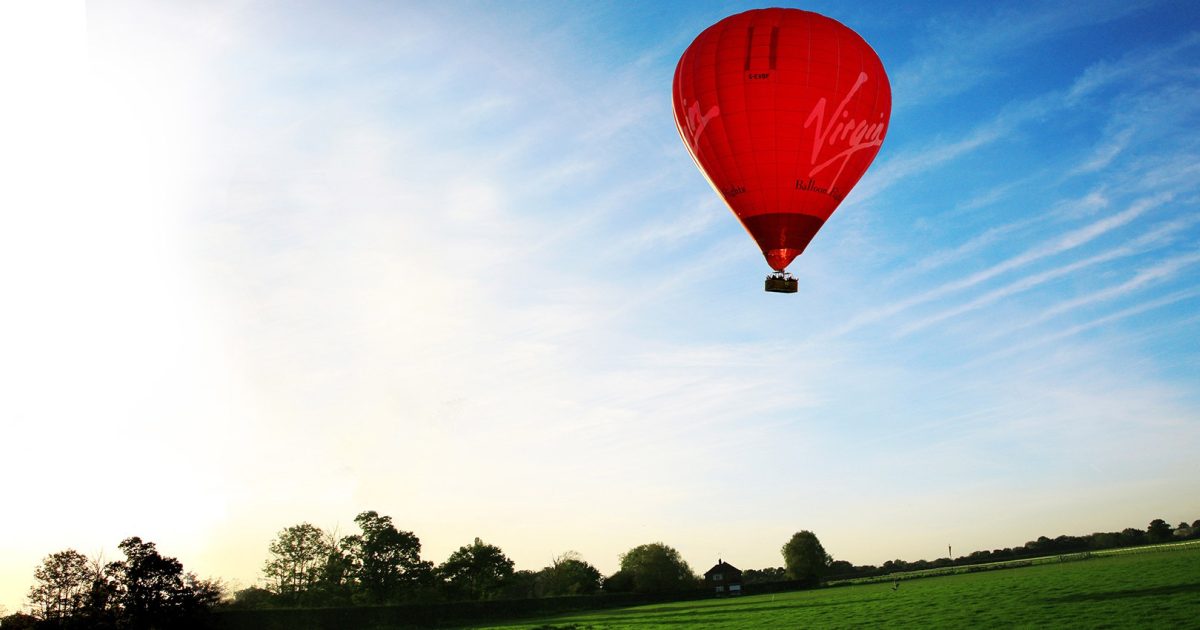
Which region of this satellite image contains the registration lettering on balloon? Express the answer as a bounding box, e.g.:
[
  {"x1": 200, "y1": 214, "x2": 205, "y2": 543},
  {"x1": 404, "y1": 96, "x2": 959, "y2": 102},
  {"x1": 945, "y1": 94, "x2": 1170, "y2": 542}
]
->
[
  {"x1": 681, "y1": 98, "x2": 720, "y2": 149},
  {"x1": 794, "y1": 178, "x2": 846, "y2": 201},
  {"x1": 803, "y1": 72, "x2": 888, "y2": 190}
]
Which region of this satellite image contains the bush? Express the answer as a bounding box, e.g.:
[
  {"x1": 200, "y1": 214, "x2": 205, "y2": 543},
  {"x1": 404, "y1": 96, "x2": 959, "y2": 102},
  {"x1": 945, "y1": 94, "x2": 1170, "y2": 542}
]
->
[{"x1": 0, "y1": 612, "x2": 40, "y2": 630}]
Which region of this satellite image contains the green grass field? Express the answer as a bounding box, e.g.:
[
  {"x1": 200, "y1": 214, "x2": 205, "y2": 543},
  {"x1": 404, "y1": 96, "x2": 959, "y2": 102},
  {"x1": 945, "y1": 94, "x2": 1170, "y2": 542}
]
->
[{"x1": 481, "y1": 545, "x2": 1200, "y2": 629}]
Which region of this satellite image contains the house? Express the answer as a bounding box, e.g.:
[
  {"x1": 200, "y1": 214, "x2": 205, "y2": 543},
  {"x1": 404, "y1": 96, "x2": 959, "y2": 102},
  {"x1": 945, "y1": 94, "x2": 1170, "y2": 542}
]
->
[{"x1": 704, "y1": 559, "x2": 743, "y2": 596}]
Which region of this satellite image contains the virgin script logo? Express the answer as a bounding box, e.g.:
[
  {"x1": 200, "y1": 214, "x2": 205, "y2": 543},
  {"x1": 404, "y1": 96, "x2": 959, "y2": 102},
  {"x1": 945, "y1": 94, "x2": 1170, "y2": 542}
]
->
[
  {"x1": 682, "y1": 99, "x2": 720, "y2": 149},
  {"x1": 803, "y1": 72, "x2": 887, "y2": 189}
]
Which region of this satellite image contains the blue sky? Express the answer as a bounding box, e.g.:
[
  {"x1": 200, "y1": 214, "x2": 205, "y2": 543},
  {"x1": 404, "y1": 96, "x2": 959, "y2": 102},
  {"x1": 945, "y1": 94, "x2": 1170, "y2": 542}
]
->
[{"x1": 2, "y1": 0, "x2": 1199, "y2": 612}]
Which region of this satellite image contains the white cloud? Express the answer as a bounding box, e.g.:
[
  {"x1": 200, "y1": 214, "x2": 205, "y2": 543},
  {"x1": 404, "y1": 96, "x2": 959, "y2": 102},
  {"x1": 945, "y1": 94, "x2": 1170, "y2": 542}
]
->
[
  {"x1": 828, "y1": 193, "x2": 1169, "y2": 338},
  {"x1": 1025, "y1": 249, "x2": 1200, "y2": 328},
  {"x1": 897, "y1": 248, "x2": 1131, "y2": 336},
  {"x1": 1070, "y1": 128, "x2": 1136, "y2": 175},
  {"x1": 893, "y1": 1, "x2": 1158, "y2": 107}
]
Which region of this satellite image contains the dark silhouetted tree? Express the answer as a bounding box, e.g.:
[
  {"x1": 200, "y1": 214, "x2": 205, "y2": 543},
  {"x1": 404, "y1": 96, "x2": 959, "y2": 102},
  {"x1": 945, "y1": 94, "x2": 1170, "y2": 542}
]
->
[
  {"x1": 537, "y1": 551, "x2": 602, "y2": 596},
  {"x1": 1119, "y1": 528, "x2": 1146, "y2": 546},
  {"x1": 230, "y1": 586, "x2": 276, "y2": 609},
  {"x1": 743, "y1": 567, "x2": 787, "y2": 584},
  {"x1": 828, "y1": 559, "x2": 857, "y2": 576},
  {"x1": 82, "y1": 552, "x2": 120, "y2": 621},
  {"x1": 1147, "y1": 519, "x2": 1173, "y2": 543},
  {"x1": 499, "y1": 570, "x2": 539, "y2": 599},
  {"x1": 438, "y1": 538, "x2": 514, "y2": 600},
  {"x1": 313, "y1": 527, "x2": 356, "y2": 604},
  {"x1": 27, "y1": 549, "x2": 92, "y2": 621},
  {"x1": 782, "y1": 531, "x2": 831, "y2": 586},
  {"x1": 263, "y1": 523, "x2": 331, "y2": 602},
  {"x1": 616, "y1": 543, "x2": 698, "y2": 594},
  {"x1": 112, "y1": 536, "x2": 220, "y2": 627},
  {"x1": 0, "y1": 611, "x2": 39, "y2": 630},
  {"x1": 344, "y1": 511, "x2": 433, "y2": 603},
  {"x1": 601, "y1": 569, "x2": 634, "y2": 593}
]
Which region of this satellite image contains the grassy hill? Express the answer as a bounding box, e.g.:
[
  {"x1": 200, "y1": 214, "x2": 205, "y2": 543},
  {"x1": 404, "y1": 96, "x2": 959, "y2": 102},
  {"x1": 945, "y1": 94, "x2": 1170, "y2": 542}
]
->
[{"x1": 483, "y1": 543, "x2": 1200, "y2": 629}]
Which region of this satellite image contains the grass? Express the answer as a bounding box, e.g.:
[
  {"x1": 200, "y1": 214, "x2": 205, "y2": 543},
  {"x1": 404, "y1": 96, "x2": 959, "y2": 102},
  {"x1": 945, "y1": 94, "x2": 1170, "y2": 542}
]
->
[
  {"x1": 827, "y1": 539, "x2": 1200, "y2": 586},
  {"x1": 478, "y1": 544, "x2": 1200, "y2": 629}
]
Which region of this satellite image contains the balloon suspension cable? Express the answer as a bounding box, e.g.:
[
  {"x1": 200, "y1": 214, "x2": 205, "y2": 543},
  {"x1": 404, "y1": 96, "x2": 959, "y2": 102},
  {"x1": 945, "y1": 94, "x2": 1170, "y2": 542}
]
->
[{"x1": 765, "y1": 270, "x2": 798, "y2": 293}]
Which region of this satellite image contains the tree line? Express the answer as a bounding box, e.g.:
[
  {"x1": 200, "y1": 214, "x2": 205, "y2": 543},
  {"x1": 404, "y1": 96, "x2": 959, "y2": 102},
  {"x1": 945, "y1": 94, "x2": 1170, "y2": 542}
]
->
[
  {"x1": 234, "y1": 510, "x2": 696, "y2": 608},
  {"x1": 4, "y1": 537, "x2": 221, "y2": 629},
  {"x1": 237, "y1": 513, "x2": 837, "y2": 607},
  {"x1": 7, "y1": 514, "x2": 1197, "y2": 627},
  {"x1": 810, "y1": 518, "x2": 1200, "y2": 582}
]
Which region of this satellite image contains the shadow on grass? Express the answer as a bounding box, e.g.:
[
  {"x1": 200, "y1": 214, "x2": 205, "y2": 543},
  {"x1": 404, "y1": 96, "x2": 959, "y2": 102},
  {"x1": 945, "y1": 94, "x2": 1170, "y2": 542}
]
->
[
  {"x1": 514, "y1": 596, "x2": 888, "y2": 627},
  {"x1": 1043, "y1": 582, "x2": 1200, "y2": 603}
]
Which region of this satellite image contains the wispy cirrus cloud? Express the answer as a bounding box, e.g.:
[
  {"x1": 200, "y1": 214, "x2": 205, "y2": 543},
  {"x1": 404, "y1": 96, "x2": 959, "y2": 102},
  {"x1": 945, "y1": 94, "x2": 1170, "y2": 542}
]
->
[
  {"x1": 897, "y1": 248, "x2": 1132, "y2": 337},
  {"x1": 893, "y1": 0, "x2": 1159, "y2": 108},
  {"x1": 828, "y1": 193, "x2": 1170, "y2": 338},
  {"x1": 854, "y1": 25, "x2": 1200, "y2": 216},
  {"x1": 997, "y1": 247, "x2": 1200, "y2": 338},
  {"x1": 901, "y1": 213, "x2": 1043, "y2": 276},
  {"x1": 899, "y1": 217, "x2": 1200, "y2": 337},
  {"x1": 967, "y1": 286, "x2": 1200, "y2": 368},
  {"x1": 1070, "y1": 128, "x2": 1136, "y2": 175},
  {"x1": 1064, "y1": 31, "x2": 1200, "y2": 104}
]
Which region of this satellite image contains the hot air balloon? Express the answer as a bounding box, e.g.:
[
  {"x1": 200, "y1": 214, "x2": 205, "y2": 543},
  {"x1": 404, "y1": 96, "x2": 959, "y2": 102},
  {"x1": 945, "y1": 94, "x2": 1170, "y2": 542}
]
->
[{"x1": 672, "y1": 8, "x2": 891, "y2": 293}]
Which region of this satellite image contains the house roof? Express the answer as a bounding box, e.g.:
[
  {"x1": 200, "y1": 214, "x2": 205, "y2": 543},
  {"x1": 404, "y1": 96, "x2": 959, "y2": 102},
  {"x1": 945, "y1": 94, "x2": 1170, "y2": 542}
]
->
[{"x1": 704, "y1": 559, "x2": 741, "y2": 577}]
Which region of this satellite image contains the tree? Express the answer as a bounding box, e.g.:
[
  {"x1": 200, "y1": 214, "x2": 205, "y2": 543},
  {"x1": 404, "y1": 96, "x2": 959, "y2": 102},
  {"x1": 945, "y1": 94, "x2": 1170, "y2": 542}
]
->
[
  {"x1": 1088, "y1": 532, "x2": 1120, "y2": 549},
  {"x1": 0, "y1": 612, "x2": 39, "y2": 630},
  {"x1": 314, "y1": 527, "x2": 356, "y2": 605},
  {"x1": 602, "y1": 569, "x2": 634, "y2": 593},
  {"x1": 1119, "y1": 527, "x2": 1146, "y2": 546},
  {"x1": 437, "y1": 538, "x2": 515, "y2": 600},
  {"x1": 828, "y1": 559, "x2": 857, "y2": 576},
  {"x1": 112, "y1": 536, "x2": 218, "y2": 627},
  {"x1": 263, "y1": 523, "x2": 331, "y2": 601},
  {"x1": 27, "y1": 549, "x2": 92, "y2": 621},
  {"x1": 537, "y1": 551, "x2": 602, "y2": 596},
  {"x1": 742, "y1": 567, "x2": 786, "y2": 584},
  {"x1": 183, "y1": 573, "x2": 225, "y2": 612},
  {"x1": 499, "y1": 570, "x2": 539, "y2": 599},
  {"x1": 1147, "y1": 519, "x2": 1173, "y2": 543},
  {"x1": 1024, "y1": 536, "x2": 1053, "y2": 554},
  {"x1": 616, "y1": 543, "x2": 698, "y2": 594},
  {"x1": 781, "y1": 531, "x2": 831, "y2": 586},
  {"x1": 82, "y1": 552, "x2": 120, "y2": 621},
  {"x1": 345, "y1": 511, "x2": 433, "y2": 603},
  {"x1": 230, "y1": 586, "x2": 276, "y2": 609}
]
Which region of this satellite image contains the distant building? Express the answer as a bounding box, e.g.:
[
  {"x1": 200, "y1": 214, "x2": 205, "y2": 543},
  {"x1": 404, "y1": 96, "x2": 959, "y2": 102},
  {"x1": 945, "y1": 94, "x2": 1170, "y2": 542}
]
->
[{"x1": 704, "y1": 559, "x2": 743, "y2": 596}]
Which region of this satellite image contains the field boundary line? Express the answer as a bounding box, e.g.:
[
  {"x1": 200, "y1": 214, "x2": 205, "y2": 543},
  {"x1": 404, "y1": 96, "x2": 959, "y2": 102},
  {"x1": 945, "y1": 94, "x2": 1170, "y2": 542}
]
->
[{"x1": 825, "y1": 539, "x2": 1200, "y2": 586}]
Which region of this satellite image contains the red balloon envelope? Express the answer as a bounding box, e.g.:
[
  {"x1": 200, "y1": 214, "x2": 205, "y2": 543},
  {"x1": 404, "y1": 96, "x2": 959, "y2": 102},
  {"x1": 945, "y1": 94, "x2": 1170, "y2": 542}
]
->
[{"x1": 673, "y1": 8, "x2": 891, "y2": 281}]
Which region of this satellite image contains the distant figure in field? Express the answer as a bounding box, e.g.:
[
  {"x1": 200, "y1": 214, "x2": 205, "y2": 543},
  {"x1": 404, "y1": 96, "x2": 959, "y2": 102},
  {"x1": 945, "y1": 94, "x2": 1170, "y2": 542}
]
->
[{"x1": 892, "y1": 578, "x2": 900, "y2": 591}]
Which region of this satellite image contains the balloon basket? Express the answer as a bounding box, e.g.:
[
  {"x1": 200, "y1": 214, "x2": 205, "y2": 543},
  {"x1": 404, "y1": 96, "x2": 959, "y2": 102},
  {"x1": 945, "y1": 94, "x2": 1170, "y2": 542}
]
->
[{"x1": 765, "y1": 272, "x2": 797, "y2": 293}]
